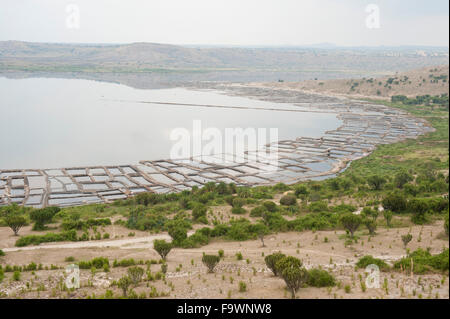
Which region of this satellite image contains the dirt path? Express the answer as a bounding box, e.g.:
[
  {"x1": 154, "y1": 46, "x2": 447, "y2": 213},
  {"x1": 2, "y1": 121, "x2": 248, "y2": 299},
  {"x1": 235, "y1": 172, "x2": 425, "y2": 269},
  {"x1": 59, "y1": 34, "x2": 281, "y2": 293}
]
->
[{"x1": 2, "y1": 233, "x2": 177, "y2": 252}]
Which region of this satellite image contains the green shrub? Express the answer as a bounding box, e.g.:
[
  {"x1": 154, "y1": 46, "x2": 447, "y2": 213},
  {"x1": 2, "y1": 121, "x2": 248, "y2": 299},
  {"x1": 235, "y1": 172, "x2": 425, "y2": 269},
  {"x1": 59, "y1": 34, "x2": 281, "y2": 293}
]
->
[
  {"x1": 226, "y1": 219, "x2": 255, "y2": 241},
  {"x1": 231, "y1": 207, "x2": 246, "y2": 215},
  {"x1": 308, "y1": 201, "x2": 328, "y2": 212},
  {"x1": 289, "y1": 212, "x2": 339, "y2": 232},
  {"x1": 280, "y1": 194, "x2": 297, "y2": 206},
  {"x1": 113, "y1": 258, "x2": 138, "y2": 267},
  {"x1": 127, "y1": 266, "x2": 144, "y2": 285},
  {"x1": 250, "y1": 206, "x2": 267, "y2": 217},
  {"x1": 192, "y1": 204, "x2": 207, "y2": 221},
  {"x1": 160, "y1": 263, "x2": 168, "y2": 274},
  {"x1": 262, "y1": 212, "x2": 289, "y2": 232},
  {"x1": 61, "y1": 218, "x2": 111, "y2": 231},
  {"x1": 394, "y1": 249, "x2": 449, "y2": 274},
  {"x1": 135, "y1": 193, "x2": 163, "y2": 206},
  {"x1": 13, "y1": 270, "x2": 21, "y2": 281},
  {"x1": 307, "y1": 269, "x2": 336, "y2": 287},
  {"x1": 224, "y1": 196, "x2": 235, "y2": 206},
  {"x1": 262, "y1": 201, "x2": 278, "y2": 212},
  {"x1": 356, "y1": 255, "x2": 390, "y2": 271},
  {"x1": 202, "y1": 254, "x2": 220, "y2": 273},
  {"x1": 367, "y1": 175, "x2": 386, "y2": 190},
  {"x1": 15, "y1": 230, "x2": 78, "y2": 247},
  {"x1": 78, "y1": 257, "x2": 110, "y2": 269},
  {"x1": 401, "y1": 234, "x2": 412, "y2": 249},
  {"x1": 232, "y1": 198, "x2": 245, "y2": 208},
  {"x1": 382, "y1": 193, "x2": 407, "y2": 213},
  {"x1": 330, "y1": 204, "x2": 356, "y2": 214},
  {"x1": 117, "y1": 276, "x2": 132, "y2": 297},
  {"x1": 211, "y1": 224, "x2": 230, "y2": 237},
  {"x1": 126, "y1": 209, "x2": 167, "y2": 232},
  {"x1": 181, "y1": 230, "x2": 210, "y2": 248},
  {"x1": 273, "y1": 183, "x2": 289, "y2": 192}
]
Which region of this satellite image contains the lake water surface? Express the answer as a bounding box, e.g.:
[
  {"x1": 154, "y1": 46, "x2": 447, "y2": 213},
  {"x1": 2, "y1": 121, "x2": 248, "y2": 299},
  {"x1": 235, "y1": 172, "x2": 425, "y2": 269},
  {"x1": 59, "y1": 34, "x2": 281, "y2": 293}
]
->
[{"x1": 0, "y1": 77, "x2": 341, "y2": 169}]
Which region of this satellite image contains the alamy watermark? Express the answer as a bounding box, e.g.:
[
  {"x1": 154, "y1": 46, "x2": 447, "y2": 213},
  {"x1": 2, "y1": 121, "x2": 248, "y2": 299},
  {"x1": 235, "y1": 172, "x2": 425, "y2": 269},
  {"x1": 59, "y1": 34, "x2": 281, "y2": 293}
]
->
[
  {"x1": 365, "y1": 264, "x2": 380, "y2": 289},
  {"x1": 65, "y1": 264, "x2": 80, "y2": 289},
  {"x1": 170, "y1": 120, "x2": 279, "y2": 170},
  {"x1": 365, "y1": 4, "x2": 380, "y2": 29},
  {"x1": 66, "y1": 3, "x2": 80, "y2": 29}
]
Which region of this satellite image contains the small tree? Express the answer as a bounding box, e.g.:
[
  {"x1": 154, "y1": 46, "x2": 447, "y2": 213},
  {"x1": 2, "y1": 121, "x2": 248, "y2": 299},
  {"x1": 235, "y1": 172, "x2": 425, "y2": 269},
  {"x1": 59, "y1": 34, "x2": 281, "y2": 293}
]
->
[
  {"x1": 275, "y1": 256, "x2": 308, "y2": 299},
  {"x1": 294, "y1": 185, "x2": 309, "y2": 198},
  {"x1": 364, "y1": 219, "x2": 377, "y2": 235},
  {"x1": 281, "y1": 267, "x2": 309, "y2": 299},
  {"x1": 192, "y1": 204, "x2": 207, "y2": 221},
  {"x1": 340, "y1": 213, "x2": 362, "y2": 238},
  {"x1": 216, "y1": 182, "x2": 230, "y2": 195},
  {"x1": 367, "y1": 175, "x2": 386, "y2": 190},
  {"x1": 394, "y1": 171, "x2": 413, "y2": 189},
  {"x1": 250, "y1": 223, "x2": 269, "y2": 247},
  {"x1": 166, "y1": 219, "x2": 190, "y2": 246},
  {"x1": 127, "y1": 267, "x2": 144, "y2": 286},
  {"x1": 202, "y1": 254, "x2": 220, "y2": 273},
  {"x1": 361, "y1": 207, "x2": 378, "y2": 222},
  {"x1": 401, "y1": 234, "x2": 412, "y2": 250},
  {"x1": 383, "y1": 210, "x2": 393, "y2": 228},
  {"x1": 153, "y1": 239, "x2": 173, "y2": 260},
  {"x1": 408, "y1": 199, "x2": 430, "y2": 225},
  {"x1": 264, "y1": 252, "x2": 286, "y2": 276},
  {"x1": 5, "y1": 215, "x2": 27, "y2": 236},
  {"x1": 30, "y1": 206, "x2": 60, "y2": 230},
  {"x1": 117, "y1": 276, "x2": 132, "y2": 297},
  {"x1": 382, "y1": 192, "x2": 407, "y2": 213}
]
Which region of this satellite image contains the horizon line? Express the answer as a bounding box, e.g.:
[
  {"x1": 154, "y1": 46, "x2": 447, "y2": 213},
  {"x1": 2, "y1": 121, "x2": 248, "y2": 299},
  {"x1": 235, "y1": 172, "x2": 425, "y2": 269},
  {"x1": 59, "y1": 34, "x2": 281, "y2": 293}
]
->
[{"x1": 1, "y1": 39, "x2": 449, "y2": 50}]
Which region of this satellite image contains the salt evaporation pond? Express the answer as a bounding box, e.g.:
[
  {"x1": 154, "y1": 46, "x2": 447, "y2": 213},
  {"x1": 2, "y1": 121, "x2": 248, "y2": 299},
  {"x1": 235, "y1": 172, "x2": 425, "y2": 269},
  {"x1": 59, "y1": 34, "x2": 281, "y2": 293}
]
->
[{"x1": 0, "y1": 77, "x2": 341, "y2": 169}]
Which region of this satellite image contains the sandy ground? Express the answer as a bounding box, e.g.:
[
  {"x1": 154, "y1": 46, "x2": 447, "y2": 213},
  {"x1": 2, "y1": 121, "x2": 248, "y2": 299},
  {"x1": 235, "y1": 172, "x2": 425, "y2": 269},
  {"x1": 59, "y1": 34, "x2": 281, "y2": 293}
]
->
[{"x1": 0, "y1": 218, "x2": 448, "y2": 299}]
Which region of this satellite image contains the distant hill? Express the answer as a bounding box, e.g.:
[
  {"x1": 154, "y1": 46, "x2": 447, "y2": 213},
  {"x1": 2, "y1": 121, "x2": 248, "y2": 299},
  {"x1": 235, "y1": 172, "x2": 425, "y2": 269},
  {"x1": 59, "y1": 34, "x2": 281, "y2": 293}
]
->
[
  {"x1": 0, "y1": 41, "x2": 448, "y2": 76},
  {"x1": 253, "y1": 65, "x2": 449, "y2": 100}
]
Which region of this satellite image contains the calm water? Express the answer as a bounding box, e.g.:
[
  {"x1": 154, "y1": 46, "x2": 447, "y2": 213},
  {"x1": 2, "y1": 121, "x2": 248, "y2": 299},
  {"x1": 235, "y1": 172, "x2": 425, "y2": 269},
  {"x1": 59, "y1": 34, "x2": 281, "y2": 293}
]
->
[{"x1": 0, "y1": 77, "x2": 341, "y2": 169}]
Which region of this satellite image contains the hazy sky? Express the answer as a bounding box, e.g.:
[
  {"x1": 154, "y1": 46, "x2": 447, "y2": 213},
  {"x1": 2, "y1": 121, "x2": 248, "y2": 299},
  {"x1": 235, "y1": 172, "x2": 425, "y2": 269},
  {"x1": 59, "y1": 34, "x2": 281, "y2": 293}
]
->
[{"x1": 0, "y1": 0, "x2": 448, "y2": 46}]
